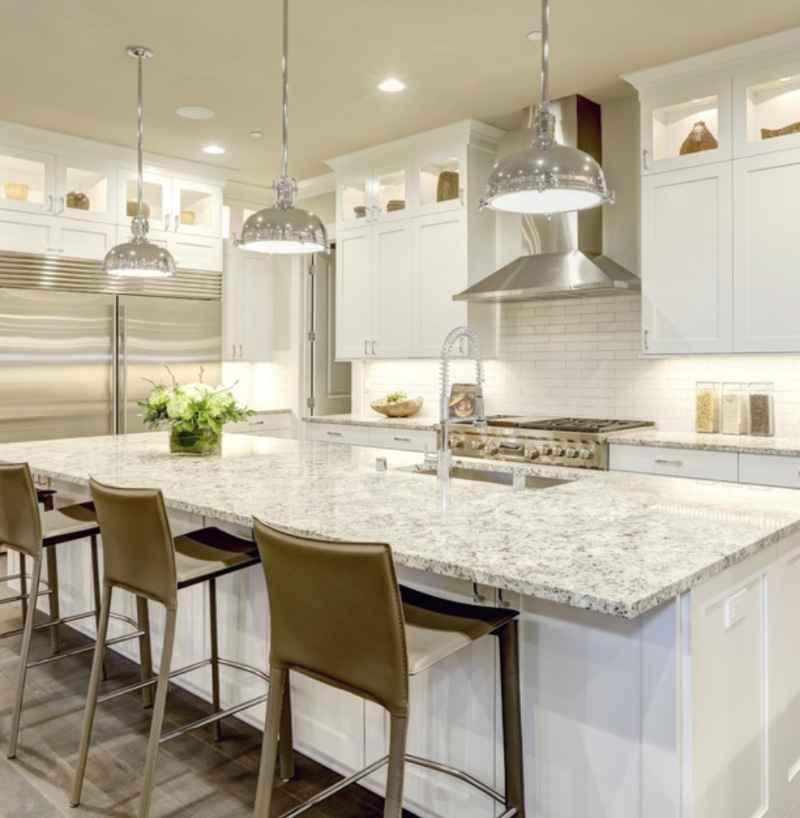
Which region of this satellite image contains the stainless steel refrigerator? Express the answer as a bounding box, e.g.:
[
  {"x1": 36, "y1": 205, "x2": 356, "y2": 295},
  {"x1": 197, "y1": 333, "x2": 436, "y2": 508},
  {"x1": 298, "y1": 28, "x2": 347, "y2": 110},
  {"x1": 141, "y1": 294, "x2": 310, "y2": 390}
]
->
[{"x1": 0, "y1": 259, "x2": 221, "y2": 443}]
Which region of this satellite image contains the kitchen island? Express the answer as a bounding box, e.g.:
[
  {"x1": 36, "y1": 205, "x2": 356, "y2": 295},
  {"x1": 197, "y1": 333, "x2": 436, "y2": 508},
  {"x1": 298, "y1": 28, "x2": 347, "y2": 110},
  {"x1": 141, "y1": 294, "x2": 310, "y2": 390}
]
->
[{"x1": 1, "y1": 432, "x2": 799, "y2": 818}]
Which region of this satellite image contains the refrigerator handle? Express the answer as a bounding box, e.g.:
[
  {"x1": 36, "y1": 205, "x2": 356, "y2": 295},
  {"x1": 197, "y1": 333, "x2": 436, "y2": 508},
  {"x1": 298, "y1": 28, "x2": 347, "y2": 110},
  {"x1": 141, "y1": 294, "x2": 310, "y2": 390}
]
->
[{"x1": 120, "y1": 304, "x2": 128, "y2": 435}]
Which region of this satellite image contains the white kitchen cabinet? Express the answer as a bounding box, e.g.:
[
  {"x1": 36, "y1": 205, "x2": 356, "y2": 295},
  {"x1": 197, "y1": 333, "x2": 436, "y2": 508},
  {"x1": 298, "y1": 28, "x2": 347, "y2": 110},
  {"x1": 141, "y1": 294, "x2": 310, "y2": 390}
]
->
[
  {"x1": 328, "y1": 120, "x2": 503, "y2": 361},
  {"x1": 641, "y1": 164, "x2": 733, "y2": 354},
  {"x1": 304, "y1": 422, "x2": 371, "y2": 446},
  {"x1": 0, "y1": 210, "x2": 116, "y2": 260},
  {"x1": 732, "y1": 148, "x2": 800, "y2": 352},
  {"x1": 116, "y1": 169, "x2": 222, "y2": 238},
  {"x1": 225, "y1": 412, "x2": 291, "y2": 438},
  {"x1": 738, "y1": 453, "x2": 800, "y2": 488},
  {"x1": 609, "y1": 444, "x2": 739, "y2": 482},
  {"x1": 625, "y1": 28, "x2": 800, "y2": 356},
  {"x1": 115, "y1": 224, "x2": 222, "y2": 273}
]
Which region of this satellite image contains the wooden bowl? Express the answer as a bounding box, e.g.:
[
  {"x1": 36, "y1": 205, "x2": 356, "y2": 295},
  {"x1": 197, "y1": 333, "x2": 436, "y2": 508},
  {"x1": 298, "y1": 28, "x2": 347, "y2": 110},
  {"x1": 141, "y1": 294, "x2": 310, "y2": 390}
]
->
[{"x1": 370, "y1": 396, "x2": 424, "y2": 418}]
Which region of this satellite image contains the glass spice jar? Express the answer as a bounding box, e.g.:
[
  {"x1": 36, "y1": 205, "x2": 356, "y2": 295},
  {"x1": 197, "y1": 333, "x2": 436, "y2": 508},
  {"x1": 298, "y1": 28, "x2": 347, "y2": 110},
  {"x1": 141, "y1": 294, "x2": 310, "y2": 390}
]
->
[
  {"x1": 748, "y1": 383, "x2": 774, "y2": 437},
  {"x1": 721, "y1": 382, "x2": 747, "y2": 435},
  {"x1": 695, "y1": 382, "x2": 720, "y2": 433}
]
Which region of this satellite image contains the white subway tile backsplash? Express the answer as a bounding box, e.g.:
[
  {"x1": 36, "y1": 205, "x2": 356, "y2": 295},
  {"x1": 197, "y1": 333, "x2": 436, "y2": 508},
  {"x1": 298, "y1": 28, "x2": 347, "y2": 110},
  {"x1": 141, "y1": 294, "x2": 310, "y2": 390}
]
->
[{"x1": 360, "y1": 294, "x2": 800, "y2": 436}]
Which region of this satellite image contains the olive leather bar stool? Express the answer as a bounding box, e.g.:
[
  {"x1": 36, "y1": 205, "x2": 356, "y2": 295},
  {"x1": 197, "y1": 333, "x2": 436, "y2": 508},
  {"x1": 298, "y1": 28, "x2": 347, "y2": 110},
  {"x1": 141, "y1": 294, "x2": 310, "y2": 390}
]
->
[
  {"x1": 252, "y1": 518, "x2": 525, "y2": 818},
  {"x1": 71, "y1": 477, "x2": 274, "y2": 818},
  {"x1": 0, "y1": 462, "x2": 113, "y2": 759}
]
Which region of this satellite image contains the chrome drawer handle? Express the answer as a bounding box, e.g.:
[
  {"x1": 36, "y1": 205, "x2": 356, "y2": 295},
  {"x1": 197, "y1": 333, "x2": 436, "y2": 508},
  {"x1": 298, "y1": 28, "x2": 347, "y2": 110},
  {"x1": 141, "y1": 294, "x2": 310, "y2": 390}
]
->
[
  {"x1": 654, "y1": 458, "x2": 682, "y2": 466},
  {"x1": 393, "y1": 436, "x2": 412, "y2": 443},
  {"x1": 326, "y1": 431, "x2": 343, "y2": 437}
]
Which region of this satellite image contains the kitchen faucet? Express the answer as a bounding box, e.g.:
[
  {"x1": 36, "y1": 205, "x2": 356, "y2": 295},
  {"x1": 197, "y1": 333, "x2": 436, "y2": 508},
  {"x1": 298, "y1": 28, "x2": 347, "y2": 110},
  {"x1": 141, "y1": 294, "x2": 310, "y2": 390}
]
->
[{"x1": 438, "y1": 326, "x2": 486, "y2": 480}]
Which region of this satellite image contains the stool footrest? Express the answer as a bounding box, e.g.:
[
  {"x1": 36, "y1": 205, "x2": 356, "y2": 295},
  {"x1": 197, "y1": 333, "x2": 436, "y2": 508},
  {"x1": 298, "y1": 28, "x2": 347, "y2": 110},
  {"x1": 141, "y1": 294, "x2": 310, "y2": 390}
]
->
[
  {"x1": 158, "y1": 691, "x2": 269, "y2": 744},
  {"x1": 27, "y1": 628, "x2": 146, "y2": 669}
]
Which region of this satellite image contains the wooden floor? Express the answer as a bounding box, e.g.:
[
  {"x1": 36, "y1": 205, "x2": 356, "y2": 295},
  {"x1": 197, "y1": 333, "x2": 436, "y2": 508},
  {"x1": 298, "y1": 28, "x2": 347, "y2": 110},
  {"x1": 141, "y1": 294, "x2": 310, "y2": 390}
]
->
[{"x1": 0, "y1": 554, "x2": 419, "y2": 818}]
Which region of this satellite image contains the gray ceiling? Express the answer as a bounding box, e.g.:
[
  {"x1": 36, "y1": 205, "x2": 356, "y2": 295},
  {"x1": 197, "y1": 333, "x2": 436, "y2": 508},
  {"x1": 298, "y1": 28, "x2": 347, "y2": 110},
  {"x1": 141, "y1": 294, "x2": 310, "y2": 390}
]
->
[{"x1": 3, "y1": 0, "x2": 800, "y2": 187}]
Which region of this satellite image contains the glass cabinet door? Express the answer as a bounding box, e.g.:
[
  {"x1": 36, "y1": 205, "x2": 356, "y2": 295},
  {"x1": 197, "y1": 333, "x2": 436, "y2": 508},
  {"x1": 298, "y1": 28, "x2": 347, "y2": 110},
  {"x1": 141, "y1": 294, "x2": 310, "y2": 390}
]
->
[
  {"x1": 58, "y1": 157, "x2": 116, "y2": 222},
  {"x1": 734, "y1": 61, "x2": 800, "y2": 157},
  {"x1": 337, "y1": 173, "x2": 369, "y2": 228},
  {"x1": 0, "y1": 145, "x2": 55, "y2": 214},
  {"x1": 415, "y1": 150, "x2": 463, "y2": 213},
  {"x1": 117, "y1": 169, "x2": 170, "y2": 231},
  {"x1": 171, "y1": 179, "x2": 221, "y2": 236},
  {"x1": 640, "y1": 80, "x2": 731, "y2": 173},
  {"x1": 374, "y1": 164, "x2": 406, "y2": 221}
]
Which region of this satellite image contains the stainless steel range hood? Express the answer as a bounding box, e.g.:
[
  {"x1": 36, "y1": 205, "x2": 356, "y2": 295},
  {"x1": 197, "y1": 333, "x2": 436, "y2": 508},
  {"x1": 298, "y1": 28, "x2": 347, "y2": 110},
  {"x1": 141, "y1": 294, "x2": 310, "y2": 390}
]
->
[{"x1": 455, "y1": 96, "x2": 640, "y2": 303}]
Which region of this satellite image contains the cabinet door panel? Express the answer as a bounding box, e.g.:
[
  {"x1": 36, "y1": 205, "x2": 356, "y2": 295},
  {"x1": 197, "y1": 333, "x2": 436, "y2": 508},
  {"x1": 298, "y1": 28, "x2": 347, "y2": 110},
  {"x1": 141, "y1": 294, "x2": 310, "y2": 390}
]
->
[
  {"x1": 374, "y1": 222, "x2": 413, "y2": 357},
  {"x1": 0, "y1": 211, "x2": 52, "y2": 253},
  {"x1": 336, "y1": 228, "x2": 373, "y2": 359},
  {"x1": 414, "y1": 211, "x2": 468, "y2": 356},
  {"x1": 57, "y1": 222, "x2": 115, "y2": 261},
  {"x1": 641, "y1": 165, "x2": 732, "y2": 353},
  {"x1": 733, "y1": 149, "x2": 800, "y2": 352}
]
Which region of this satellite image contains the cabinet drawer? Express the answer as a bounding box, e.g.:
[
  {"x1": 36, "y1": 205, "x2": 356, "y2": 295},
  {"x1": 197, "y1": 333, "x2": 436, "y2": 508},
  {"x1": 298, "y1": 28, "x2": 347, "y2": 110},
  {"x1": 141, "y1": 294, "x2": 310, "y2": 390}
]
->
[
  {"x1": 739, "y1": 453, "x2": 800, "y2": 488},
  {"x1": 368, "y1": 426, "x2": 437, "y2": 452},
  {"x1": 304, "y1": 423, "x2": 370, "y2": 446},
  {"x1": 609, "y1": 444, "x2": 738, "y2": 482},
  {"x1": 227, "y1": 413, "x2": 291, "y2": 438}
]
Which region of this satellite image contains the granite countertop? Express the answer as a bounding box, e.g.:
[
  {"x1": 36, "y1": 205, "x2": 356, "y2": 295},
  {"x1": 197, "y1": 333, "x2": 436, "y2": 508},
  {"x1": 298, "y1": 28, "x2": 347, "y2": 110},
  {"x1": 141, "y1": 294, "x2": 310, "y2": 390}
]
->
[
  {"x1": 304, "y1": 413, "x2": 439, "y2": 432},
  {"x1": 611, "y1": 428, "x2": 800, "y2": 457},
  {"x1": 2, "y1": 432, "x2": 800, "y2": 620}
]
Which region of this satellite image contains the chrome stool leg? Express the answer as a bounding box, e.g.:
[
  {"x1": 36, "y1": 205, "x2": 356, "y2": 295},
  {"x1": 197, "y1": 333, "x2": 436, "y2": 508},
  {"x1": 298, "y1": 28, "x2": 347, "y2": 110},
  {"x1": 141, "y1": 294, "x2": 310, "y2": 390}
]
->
[
  {"x1": 45, "y1": 548, "x2": 61, "y2": 653},
  {"x1": 136, "y1": 596, "x2": 154, "y2": 708},
  {"x1": 209, "y1": 578, "x2": 222, "y2": 742}
]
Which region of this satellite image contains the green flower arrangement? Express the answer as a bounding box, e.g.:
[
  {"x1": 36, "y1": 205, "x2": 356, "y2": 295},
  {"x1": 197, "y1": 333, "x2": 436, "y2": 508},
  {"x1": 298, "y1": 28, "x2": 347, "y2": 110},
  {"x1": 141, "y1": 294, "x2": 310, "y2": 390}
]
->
[{"x1": 139, "y1": 366, "x2": 252, "y2": 454}]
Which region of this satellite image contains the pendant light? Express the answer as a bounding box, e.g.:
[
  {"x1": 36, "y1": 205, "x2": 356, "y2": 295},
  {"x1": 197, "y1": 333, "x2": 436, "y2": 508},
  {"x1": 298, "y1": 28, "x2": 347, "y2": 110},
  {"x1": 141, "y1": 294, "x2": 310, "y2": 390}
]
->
[
  {"x1": 239, "y1": 0, "x2": 327, "y2": 254},
  {"x1": 105, "y1": 46, "x2": 176, "y2": 278},
  {"x1": 481, "y1": 0, "x2": 614, "y2": 215}
]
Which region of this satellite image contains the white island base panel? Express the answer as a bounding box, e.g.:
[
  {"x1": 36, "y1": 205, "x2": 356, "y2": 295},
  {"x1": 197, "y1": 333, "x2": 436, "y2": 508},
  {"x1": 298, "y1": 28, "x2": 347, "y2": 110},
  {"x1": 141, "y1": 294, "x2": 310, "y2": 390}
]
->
[{"x1": 10, "y1": 482, "x2": 800, "y2": 818}]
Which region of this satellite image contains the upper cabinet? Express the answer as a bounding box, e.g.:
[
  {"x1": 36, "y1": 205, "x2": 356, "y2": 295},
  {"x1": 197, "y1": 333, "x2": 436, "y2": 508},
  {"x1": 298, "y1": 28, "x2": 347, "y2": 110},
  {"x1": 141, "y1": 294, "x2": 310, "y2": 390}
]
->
[
  {"x1": 624, "y1": 26, "x2": 800, "y2": 355},
  {"x1": 0, "y1": 121, "x2": 227, "y2": 269},
  {"x1": 326, "y1": 120, "x2": 503, "y2": 360}
]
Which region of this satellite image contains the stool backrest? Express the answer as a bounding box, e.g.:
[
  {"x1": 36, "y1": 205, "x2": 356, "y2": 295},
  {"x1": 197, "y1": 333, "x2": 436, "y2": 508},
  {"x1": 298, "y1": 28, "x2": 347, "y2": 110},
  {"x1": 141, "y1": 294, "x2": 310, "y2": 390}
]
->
[
  {"x1": 0, "y1": 463, "x2": 42, "y2": 558},
  {"x1": 89, "y1": 477, "x2": 178, "y2": 609},
  {"x1": 253, "y1": 518, "x2": 409, "y2": 718}
]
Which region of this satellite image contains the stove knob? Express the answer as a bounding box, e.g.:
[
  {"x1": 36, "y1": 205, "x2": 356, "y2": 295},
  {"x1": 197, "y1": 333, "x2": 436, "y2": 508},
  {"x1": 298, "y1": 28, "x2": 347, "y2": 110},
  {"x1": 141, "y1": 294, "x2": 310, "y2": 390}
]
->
[
  {"x1": 471, "y1": 438, "x2": 487, "y2": 450},
  {"x1": 565, "y1": 447, "x2": 579, "y2": 458},
  {"x1": 524, "y1": 445, "x2": 540, "y2": 460},
  {"x1": 539, "y1": 444, "x2": 553, "y2": 456},
  {"x1": 551, "y1": 445, "x2": 565, "y2": 457},
  {"x1": 485, "y1": 440, "x2": 499, "y2": 457},
  {"x1": 448, "y1": 434, "x2": 465, "y2": 449},
  {"x1": 579, "y1": 448, "x2": 593, "y2": 460}
]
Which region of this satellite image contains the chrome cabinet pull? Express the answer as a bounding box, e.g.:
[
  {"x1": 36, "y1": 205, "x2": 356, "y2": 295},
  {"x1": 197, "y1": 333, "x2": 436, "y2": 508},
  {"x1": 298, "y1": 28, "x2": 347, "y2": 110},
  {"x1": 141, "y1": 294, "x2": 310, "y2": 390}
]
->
[
  {"x1": 47, "y1": 195, "x2": 54, "y2": 212},
  {"x1": 642, "y1": 149, "x2": 652, "y2": 171},
  {"x1": 371, "y1": 340, "x2": 377, "y2": 355},
  {"x1": 654, "y1": 458, "x2": 682, "y2": 466},
  {"x1": 364, "y1": 340, "x2": 369, "y2": 355},
  {"x1": 458, "y1": 187, "x2": 465, "y2": 205},
  {"x1": 164, "y1": 213, "x2": 171, "y2": 231},
  {"x1": 326, "y1": 431, "x2": 343, "y2": 437},
  {"x1": 57, "y1": 196, "x2": 64, "y2": 213},
  {"x1": 393, "y1": 436, "x2": 412, "y2": 443},
  {"x1": 238, "y1": 343, "x2": 243, "y2": 358},
  {"x1": 231, "y1": 344, "x2": 236, "y2": 357},
  {"x1": 643, "y1": 329, "x2": 649, "y2": 351}
]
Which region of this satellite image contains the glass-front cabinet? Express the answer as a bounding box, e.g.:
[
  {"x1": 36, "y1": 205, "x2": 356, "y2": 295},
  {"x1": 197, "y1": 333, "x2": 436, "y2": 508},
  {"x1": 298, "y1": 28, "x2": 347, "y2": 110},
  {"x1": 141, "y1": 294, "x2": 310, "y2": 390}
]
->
[
  {"x1": 335, "y1": 161, "x2": 408, "y2": 230},
  {"x1": 58, "y1": 156, "x2": 116, "y2": 222},
  {"x1": 638, "y1": 80, "x2": 731, "y2": 173},
  {"x1": 734, "y1": 60, "x2": 800, "y2": 157},
  {"x1": 0, "y1": 145, "x2": 53, "y2": 213},
  {"x1": 414, "y1": 148, "x2": 464, "y2": 214},
  {"x1": 117, "y1": 169, "x2": 221, "y2": 236}
]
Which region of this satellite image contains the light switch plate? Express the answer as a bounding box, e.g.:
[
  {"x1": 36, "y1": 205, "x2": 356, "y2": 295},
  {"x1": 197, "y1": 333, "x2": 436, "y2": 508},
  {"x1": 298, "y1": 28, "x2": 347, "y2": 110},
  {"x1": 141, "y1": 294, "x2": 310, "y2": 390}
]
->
[{"x1": 725, "y1": 587, "x2": 748, "y2": 629}]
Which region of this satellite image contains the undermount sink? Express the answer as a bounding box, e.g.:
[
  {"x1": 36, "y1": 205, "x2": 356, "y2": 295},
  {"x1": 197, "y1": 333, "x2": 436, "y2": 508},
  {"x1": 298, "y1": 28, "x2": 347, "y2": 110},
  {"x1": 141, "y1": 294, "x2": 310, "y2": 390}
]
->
[{"x1": 414, "y1": 465, "x2": 569, "y2": 490}]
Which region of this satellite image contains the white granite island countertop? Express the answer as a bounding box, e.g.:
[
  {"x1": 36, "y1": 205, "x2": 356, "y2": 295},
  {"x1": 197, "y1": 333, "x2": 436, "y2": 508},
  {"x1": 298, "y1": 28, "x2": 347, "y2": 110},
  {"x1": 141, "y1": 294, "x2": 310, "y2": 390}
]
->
[{"x1": 2, "y1": 432, "x2": 800, "y2": 619}]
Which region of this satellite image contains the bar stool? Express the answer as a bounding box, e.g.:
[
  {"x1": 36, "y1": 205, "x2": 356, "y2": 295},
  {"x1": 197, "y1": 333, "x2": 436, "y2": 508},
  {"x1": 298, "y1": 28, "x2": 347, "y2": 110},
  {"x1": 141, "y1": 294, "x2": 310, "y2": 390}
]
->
[
  {"x1": 252, "y1": 518, "x2": 525, "y2": 818},
  {"x1": 0, "y1": 462, "x2": 108, "y2": 759},
  {"x1": 71, "y1": 477, "x2": 273, "y2": 818}
]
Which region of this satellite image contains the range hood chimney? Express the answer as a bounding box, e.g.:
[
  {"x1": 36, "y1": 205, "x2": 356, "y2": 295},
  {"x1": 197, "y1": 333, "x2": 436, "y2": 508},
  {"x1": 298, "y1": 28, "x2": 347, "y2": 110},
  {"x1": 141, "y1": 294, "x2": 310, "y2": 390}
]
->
[{"x1": 455, "y1": 95, "x2": 640, "y2": 302}]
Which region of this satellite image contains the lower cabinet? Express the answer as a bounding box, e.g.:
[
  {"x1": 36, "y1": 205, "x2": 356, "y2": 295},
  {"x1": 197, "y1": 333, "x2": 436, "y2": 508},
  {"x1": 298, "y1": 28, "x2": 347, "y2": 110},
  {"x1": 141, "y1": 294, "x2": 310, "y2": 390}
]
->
[
  {"x1": 609, "y1": 443, "x2": 739, "y2": 481},
  {"x1": 739, "y1": 452, "x2": 800, "y2": 489},
  {"x1": 225, "y1": 412, "x2": 291, "y2": 439},
  {"x1": 304, "y1": 421, "x2": 437, "y2": 452}
]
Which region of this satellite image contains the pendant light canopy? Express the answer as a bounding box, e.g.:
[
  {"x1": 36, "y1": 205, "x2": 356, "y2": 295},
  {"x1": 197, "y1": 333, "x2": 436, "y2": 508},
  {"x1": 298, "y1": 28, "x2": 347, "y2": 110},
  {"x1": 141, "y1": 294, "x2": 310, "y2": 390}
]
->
[
  {"x1": 239, "y1": 0, "x2": 327, "y2": 255},
  {"x1": 481, "y1": 0, "x2": 614, "y2": 215},
  {"x1": 105, "y1": 46, "x2": 176, "y2": 278}
]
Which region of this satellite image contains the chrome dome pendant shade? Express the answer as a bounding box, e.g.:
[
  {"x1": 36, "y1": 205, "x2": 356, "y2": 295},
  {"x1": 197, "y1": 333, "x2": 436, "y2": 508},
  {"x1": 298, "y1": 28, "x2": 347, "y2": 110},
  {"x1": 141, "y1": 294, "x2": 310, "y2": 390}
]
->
[
  {"x1": 105, "y1": 46, "x2": 176, "y2": 278},
  {"x1": 239, "y1": 0, "x2": 327, "y2": 255},
  {"x1": 481, "y1": 0, "x2": 614, "y2": 216}
]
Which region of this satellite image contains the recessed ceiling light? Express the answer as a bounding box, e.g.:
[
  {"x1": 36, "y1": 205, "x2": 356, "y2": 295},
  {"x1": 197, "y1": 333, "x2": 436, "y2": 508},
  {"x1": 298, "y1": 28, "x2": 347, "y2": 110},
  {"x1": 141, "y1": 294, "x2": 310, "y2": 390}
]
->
[
  {"x1": 527, "y1": 30, "x2": 542, "y2": 41},
  {"x1": 378, "y1": 78, "x2": 405, "y2": 93},
  {"x1": 202, "y1": 144, "x2": 225, "y2": 155},
  {"x1": 250, "y1": 130, "x2": 264, "y2": 138},
  {"x1": 176, "y1": 106, "x2": 215, "y2": 120}
]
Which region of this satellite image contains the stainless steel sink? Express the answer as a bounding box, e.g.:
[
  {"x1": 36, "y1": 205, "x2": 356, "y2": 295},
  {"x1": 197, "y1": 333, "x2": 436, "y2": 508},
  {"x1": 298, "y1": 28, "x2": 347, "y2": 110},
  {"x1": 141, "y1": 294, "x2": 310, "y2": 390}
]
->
[{"x1": 414, "y1": 465, "x2": 569, "y2": 490}]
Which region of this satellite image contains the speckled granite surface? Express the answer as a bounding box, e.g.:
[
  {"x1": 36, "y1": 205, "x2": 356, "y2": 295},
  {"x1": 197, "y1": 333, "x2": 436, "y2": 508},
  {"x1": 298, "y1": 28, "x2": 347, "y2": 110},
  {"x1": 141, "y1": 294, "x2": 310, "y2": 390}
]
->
[
  {"x1": 2, "y1": 432, "x2": 799, "y2": 619},
  {"x1": 611, "y1": 429, "x2": 800, "y2": 456},
  {"x1": 305, "y1": 413, "x2": 439, "y2": 431}
]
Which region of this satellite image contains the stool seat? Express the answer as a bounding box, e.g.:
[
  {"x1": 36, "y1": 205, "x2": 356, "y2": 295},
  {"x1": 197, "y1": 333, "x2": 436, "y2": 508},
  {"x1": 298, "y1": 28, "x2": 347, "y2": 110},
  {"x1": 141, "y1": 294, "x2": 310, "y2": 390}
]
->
[
  {"x1": 174, "y1": 527, "x2": 259, "y2": 588},
  {"x1": 41, "y1": 504, "x2": 100, "y2": 545},
  {"x1": 401, "y1": 584, "x2": 518, "y2": 674}
]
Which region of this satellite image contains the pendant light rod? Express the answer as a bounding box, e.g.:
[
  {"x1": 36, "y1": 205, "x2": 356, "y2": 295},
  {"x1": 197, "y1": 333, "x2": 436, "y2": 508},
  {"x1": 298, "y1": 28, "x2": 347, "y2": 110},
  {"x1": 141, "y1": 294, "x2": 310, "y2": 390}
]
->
[
  {"x1": 280, "y1": 0, "x2": 289, "y2": 182},
  {"x1": 539, "y1": 0, "x2": 550, "y2": 109},
  {"x1": 127, "y1": 46, "x2": 152, "y2": 224}
]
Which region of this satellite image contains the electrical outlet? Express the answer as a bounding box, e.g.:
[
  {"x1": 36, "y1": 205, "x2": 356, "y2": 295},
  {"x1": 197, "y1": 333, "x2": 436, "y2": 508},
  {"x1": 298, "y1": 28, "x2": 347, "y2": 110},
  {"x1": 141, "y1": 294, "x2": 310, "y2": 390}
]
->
[{"x1": 725, "y1": 588, "x2": 748, "y2": 629}]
